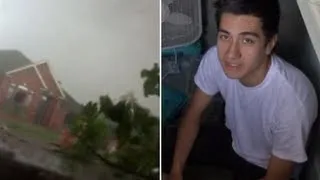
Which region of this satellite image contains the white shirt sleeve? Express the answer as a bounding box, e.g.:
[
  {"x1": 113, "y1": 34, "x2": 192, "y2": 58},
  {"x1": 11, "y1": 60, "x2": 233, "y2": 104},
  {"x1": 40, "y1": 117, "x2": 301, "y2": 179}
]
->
[
  {"x1": 194, "y1": 47, "x2": 220, "y2": 96},
  {"x1": 271, "y1": 102, "x2": 309, "y2": 163}
]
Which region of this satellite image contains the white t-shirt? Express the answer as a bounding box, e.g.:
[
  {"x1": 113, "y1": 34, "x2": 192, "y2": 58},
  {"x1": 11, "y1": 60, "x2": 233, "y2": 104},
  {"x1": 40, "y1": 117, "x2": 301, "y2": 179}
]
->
[{"x1": 194, "y1": 46, "x2": 318, "y2": 169}]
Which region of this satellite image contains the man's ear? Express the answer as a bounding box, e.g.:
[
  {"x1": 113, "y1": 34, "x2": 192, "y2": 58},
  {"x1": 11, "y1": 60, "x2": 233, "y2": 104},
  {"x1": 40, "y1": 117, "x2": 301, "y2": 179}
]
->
[{"x1": 265, "y1": 35, "x2": 278, "y2": 55}]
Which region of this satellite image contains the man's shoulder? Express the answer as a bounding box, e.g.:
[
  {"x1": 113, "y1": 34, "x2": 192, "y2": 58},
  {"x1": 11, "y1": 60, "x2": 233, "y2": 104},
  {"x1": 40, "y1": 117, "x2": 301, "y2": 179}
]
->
[
  {"x1": 202, "y1": 46, "x2": 219, "y2": 62},
  {"x1": 272, "y1": 55, "x2": 317, "y2": 111},
  {"x1": 272, "y1": 55, "x2": 312, "y2": 89},
  {"x1": 198, "y1": 46, "x2": 223, "y2": 75},
  {"x1": 205, "y1": 46, "x2": 218, "y2": 54}
]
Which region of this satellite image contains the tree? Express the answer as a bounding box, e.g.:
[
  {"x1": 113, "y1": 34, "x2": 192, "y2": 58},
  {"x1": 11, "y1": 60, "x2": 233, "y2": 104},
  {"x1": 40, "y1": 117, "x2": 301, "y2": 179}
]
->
[
  {"x1": 59, "y1": 66, "x2": 159, "y2": 179},
  {"x1": 60, "y1": 93, "x2": 159, "y2": 180},
  {"x1": 141, "y1": 63, "x2": 159, "y2": 97},
  {"x1": 99, "y1": 93, "x2": 159, "y2": 178},
  {"x1": 59, "y1": 102, "x2": 109, "y2": 167}
]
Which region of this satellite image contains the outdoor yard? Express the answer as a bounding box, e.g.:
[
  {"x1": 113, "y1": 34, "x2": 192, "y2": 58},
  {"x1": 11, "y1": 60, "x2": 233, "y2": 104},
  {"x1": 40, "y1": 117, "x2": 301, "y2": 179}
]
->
[{"x1": 0, "y1": 117, "x2": 60, "y2": 144}]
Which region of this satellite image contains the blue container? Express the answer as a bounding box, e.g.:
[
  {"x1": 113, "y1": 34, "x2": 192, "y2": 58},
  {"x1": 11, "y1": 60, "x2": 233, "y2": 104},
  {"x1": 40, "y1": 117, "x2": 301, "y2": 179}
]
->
[{"x1": 162, "y1": 85, "x2": 188, "y2": 123}]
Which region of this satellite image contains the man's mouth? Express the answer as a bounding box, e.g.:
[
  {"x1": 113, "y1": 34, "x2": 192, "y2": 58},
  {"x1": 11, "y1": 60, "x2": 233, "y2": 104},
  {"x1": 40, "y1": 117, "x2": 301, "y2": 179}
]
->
[{"x1": 225, "y1": 62, "x2": 241, "y2": 70}]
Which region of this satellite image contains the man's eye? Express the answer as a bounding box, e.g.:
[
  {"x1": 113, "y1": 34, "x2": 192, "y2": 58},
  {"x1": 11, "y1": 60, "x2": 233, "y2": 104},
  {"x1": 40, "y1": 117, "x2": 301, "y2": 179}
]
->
[
  {"x1": 243, "y1": 38, "x2": 254, "y2": 44},
  {"x1": 219, "y1": 35, "x2": 229, "y2": 40}
]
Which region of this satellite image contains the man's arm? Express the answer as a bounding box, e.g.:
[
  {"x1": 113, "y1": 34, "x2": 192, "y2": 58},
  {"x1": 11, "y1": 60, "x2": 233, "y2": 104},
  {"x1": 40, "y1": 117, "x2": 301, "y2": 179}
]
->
[
  {"x1": 263, "y1": 94, "x2": 314, "y2": 180},
  {"x1": 170, "y1": 88, "x2": 213, "y2": 174},
  {"x1": 263, "y1": 155, "x2": 294, "y2": 180}
]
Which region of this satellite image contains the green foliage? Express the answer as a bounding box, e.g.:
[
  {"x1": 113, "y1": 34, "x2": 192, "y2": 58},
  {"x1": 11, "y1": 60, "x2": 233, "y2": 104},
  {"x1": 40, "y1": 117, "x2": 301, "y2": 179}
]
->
[
  {"x1": 64, "y1": 102, "x2": 108, "y2": 163},
  {"x1": 141, "y1": 63, "x2": 159, "y2": 97},
  {"x1": 60, "y1": 66, "x2": 159, "y2": 179},
  {"x1": 61, "y1": 94, "x2": 159, "y2": 179},
  {"x1": 105, "y1": 100, "x2": 158, "y2": 177}
]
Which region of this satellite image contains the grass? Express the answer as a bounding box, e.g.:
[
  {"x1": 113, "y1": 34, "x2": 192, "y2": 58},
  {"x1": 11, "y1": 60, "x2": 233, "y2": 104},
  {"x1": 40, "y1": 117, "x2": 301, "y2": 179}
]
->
[{"x1": 0, "y1": 118, "x2": 59, "y2": 143}]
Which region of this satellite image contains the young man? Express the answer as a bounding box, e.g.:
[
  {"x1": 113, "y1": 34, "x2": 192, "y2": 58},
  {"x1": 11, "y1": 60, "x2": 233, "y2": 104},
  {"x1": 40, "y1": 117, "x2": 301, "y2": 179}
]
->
[{"x1": 162, "y1": 0, "x2": 318, "y2": 179}]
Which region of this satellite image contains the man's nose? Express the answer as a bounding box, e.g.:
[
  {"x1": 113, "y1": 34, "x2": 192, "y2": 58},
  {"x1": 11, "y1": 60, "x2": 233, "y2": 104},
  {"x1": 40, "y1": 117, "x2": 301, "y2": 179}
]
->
[{"x1": 226, "y1": 41, "x2": 241, "y2": 60}]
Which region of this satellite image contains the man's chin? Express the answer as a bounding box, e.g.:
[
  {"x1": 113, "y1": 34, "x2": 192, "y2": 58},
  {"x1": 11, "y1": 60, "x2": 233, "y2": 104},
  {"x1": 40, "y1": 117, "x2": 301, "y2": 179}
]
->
[{"x1": 223, "y1": 71, "x2": 243, "y2": 80}]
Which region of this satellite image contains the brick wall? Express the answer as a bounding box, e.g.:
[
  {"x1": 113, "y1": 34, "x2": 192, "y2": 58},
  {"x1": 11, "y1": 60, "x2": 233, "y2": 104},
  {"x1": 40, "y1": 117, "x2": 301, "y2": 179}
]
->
[
  {"x1": 0, "y1": 66, "x2": 66, "y2": 129},
  {"x1": 36, "y1": 63, "x2": 63, "y2": 97},
  {"x1": 48, "y1": 99, "x2": 67, "y2": 130}
]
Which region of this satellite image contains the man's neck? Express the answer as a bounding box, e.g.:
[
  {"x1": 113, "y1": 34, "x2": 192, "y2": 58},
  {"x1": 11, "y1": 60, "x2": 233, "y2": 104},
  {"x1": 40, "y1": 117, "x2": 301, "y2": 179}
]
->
[{"x1": 240, "y1": 56, "x2": 272, "y2": 87}]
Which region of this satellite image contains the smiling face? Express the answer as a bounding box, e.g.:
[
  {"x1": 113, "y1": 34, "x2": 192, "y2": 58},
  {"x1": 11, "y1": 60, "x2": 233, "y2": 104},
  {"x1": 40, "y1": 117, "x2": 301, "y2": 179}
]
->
[{"x1": 217, "y1": 13, "x2": 277, "y2": 86}]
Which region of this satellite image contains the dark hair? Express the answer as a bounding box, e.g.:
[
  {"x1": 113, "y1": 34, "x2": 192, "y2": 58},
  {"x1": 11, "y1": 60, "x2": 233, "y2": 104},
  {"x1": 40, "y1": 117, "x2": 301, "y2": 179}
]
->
[{"x1": 214, "y1": 0, "x2": 280, "y2": 42}]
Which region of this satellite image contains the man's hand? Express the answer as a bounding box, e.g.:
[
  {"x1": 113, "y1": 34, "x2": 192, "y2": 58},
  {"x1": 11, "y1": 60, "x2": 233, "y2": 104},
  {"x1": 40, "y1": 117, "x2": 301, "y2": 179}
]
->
[{"x1": 264, "y1": 155, "x2": 294, "y2": 180}]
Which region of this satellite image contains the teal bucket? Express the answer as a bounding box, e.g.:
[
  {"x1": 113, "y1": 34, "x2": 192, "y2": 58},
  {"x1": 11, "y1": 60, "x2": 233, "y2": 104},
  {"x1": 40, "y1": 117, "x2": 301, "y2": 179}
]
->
[
  {"x1": 162, "y1": 41, "x2": 202, "y2": 57},
  {"x1": 162, "y1": 85, "x2": 188, "y2": 123}
]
